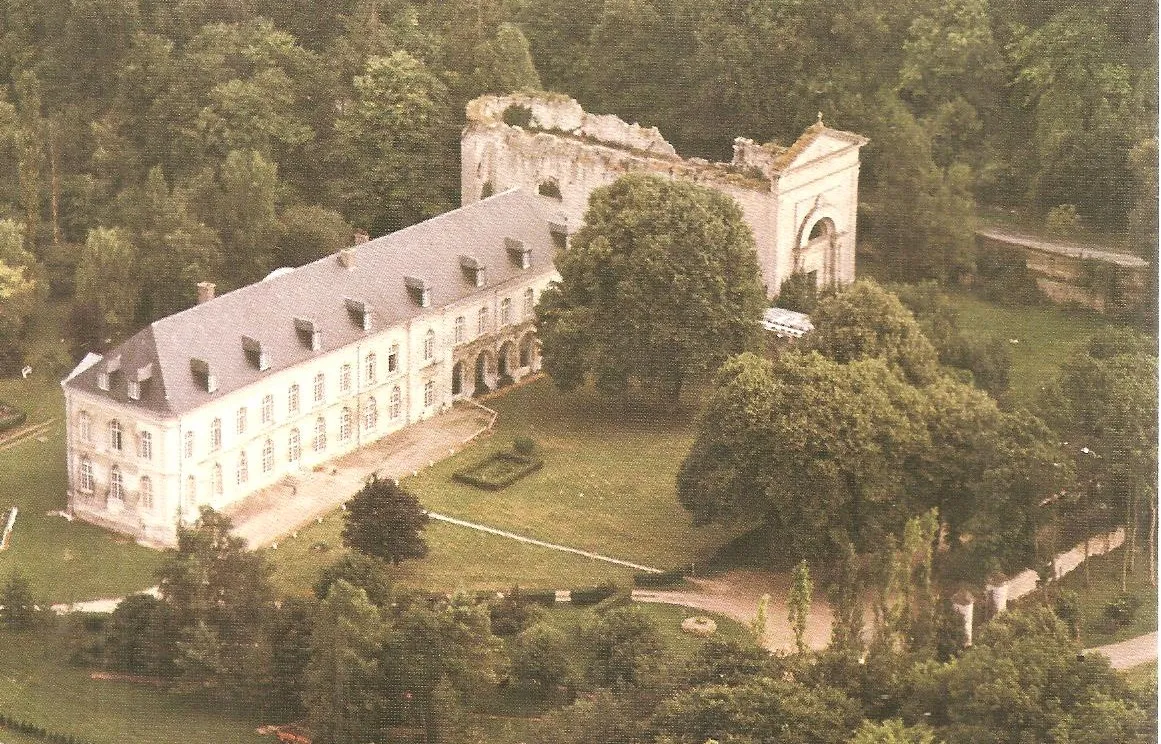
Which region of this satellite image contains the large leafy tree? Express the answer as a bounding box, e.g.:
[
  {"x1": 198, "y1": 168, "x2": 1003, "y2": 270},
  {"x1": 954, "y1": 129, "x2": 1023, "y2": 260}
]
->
[
  {"x1": 537, "y1": 173, "x2": 765, "y2": 403},
  {"x1": 678, "y1": 351, "x2": 930, "y2": 559},
  {"x1": 332, "y1": 50, "x2": 455, "y2": 235},
  {"x1": 341, "y1": 475, "x2": 429, "y2": 565},
  {"x1": 75, "y1": 225, "x2": 138, "y2": 338}
]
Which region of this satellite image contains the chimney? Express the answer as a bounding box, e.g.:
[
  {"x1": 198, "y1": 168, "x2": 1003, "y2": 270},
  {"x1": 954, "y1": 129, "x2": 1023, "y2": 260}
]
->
[
  {"x1": 354, "y1": 230, "x2": 370, "y2": 245},
  {"x1": 338, "y1": 247, "x2": 356, "y2": 269},
  {"x1": 197, "y1": 282, "x2": 216, "y2": 304}
]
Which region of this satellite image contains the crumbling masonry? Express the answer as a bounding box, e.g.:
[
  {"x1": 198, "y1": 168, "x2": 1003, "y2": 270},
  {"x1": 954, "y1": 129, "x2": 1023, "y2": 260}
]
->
[{"x1": 462, "y1": 93, "x2": 868, "y2": 296}]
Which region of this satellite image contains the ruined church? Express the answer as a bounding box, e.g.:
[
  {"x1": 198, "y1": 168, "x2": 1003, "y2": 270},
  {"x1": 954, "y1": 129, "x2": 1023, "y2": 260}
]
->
[{"x1": 462, "y1": 93, "x2": 867, "y2": 296}]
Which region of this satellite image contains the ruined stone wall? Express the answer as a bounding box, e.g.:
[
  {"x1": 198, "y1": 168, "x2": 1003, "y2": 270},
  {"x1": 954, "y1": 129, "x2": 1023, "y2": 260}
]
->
[{"x1": 462, "y1": 94, "x2": 865, "y2": 296}]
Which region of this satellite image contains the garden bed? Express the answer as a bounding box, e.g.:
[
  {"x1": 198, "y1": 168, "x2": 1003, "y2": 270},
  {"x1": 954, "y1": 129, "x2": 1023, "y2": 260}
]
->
[{"x1": 453, "y1": 451, "x2": 543, "y2": 490}]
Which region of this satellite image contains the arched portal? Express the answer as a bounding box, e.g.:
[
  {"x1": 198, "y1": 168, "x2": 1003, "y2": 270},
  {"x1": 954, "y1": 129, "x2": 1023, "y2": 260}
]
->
[
  {"x1": 474, "y1": 352, "x2": 493, "y2": 395},
  {"x1": 451, "y1": 361, "x2": 464, "y2": 396},
  {"x1": 518, "y1": 333, "x2": 536, "y2": 370},
  {"x1": 497, "y1": 341, "x2": 513, "y2": 378},
  {"x1": 807, "y1": 217, "x2": 836, "y2": 242}
]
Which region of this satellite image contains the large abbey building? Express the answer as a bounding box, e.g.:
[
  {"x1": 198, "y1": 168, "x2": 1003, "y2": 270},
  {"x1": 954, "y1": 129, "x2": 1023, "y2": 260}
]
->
[{"x1": 62, "y1": 94, "x2": 864, "y2": 546}]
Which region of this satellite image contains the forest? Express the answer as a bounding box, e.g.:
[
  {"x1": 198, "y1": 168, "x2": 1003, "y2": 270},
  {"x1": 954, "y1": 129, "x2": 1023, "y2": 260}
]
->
[{"x1": 0, "y1": 0, "x2": 1155, "y2": 374}]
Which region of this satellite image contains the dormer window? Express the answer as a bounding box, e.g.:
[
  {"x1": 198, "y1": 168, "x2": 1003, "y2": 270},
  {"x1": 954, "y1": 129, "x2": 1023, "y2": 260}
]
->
[
  {"x1": 98, "y1": 354, "x2": 121, "y2": 391},
  {"x1": 548, "y1": 216, "x2": 568, "y2": 249},
  {"x1": 294, "y1": 318, "x2": 322, "y2": 351},
  {"x1": 190, "y1": 358, "x2": 218, "y2": 393},
  {"x1": 97, "y1": 372, "x2": 110, "y2": 391},
  {"x1": 344, "y1": 298, "x2": 373, "y2": 331},
  {"x1": 506, "y1": 238, "x2": 532, "y2": 269},
  {"x1": 128, "y1": 363, "x2": 153, "y2": 400},
  {"x1": 459, "y1": 256, "x2": 487, "y2": 287},
  {"x1": 405, "y1": 276, "x2": 432, "y2": 308},
  {"x1": 242, "y1": 336, "x2": 270, "y2": 371},
  {"x1": 127, "y1": 381, "x2": 141, "y2": 400}
]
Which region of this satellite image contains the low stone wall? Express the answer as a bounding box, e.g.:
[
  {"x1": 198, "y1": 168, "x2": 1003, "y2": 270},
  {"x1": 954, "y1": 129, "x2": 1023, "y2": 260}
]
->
[{"x1": 986, "y1": 527, "x2": 1125, "y2": 613}]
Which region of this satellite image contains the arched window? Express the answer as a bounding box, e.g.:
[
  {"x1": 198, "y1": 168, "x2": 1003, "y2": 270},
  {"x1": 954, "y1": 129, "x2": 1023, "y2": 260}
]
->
[
  {"x1": 364, "y1": 397, "x2": 378, "y2": 430},
  {"x1": 212, "y1": 464, "x2": 223, "y2": 498},
  {"x1": 389, "y1": 386, "x2": 401, "y2": 419},
  {"x1": 340, "y1": 363, "x2": 352, "y2": 393},
  {"x1": 139, "y1": 476, "x2": 153, "y2": 509},
  {"x1": 500, "y1": 297, "x2": 512, "y2": 326},
  {"x1": 519, "y1": 335, "x2": 533, "y2": 367},
  {"x1": 477, "y1": 306, "x2": 489, "y2": 336},
  {"x1": 523, "y1": 287, "x2": 535, "y2": 319},
  {"x1": 454, "y1": 316, "x2": 465, "y2": 344},
  {"x1": 237, "y1": 452, "x2": 248, "y2": 485},
  {"x1": 313, "y1": 417, "x2": 327, "y2": 452},
  {"x1": 262, "y1": 439, "x2": 274, "y2": 473},
  {"x1": 79, "y1": 457, "x2": 94, "y2": 492},
  {"x1": 313, "y1": 372, "x2": 325, "y2": 404},
  {"x1": 185, "y1": 475, "x2": 197, "y2": 514},
  {"x1": 210, "y1": 417, "x2": 222, "y2": 451},
  {"x1": 288, "y1": 428, "x2": 301, "y2": 462},
  {"x1": 339, "y1": 408, "x2": 352, "y2": 441},
  {"x1": 365, "y1": 353, "x2": 377, "y2": 384},
  {"x1": 288, "y1": 384, "x2": 301, "y2": 414},
  {"x1": 236, "y1": 406, "x2": 247, "y2": 434},
  {"x1": 423, "y1": 380, "x2": 435, "y2": 407},
  {"x1": 138, "y1": 430, "x2": 153, "y2": 460},
  {"x1": 262, "y1": 394, "x2": 274, "y2": 424},
  {"x1": 423, "y1": 329, "x2": 435, "y2": 361},
  {"x1": 78, "y1": 412, "x2": 92, "y2": 443},
  {"x1": 388, "y1": 344, "x2": 399, "y2": 372},
  {"x1": 109, "y1": 419, "x2": 123, "y2": 452},
  {"x1": 184, "y1": 430, "x2": 194, "y2": 459},
  {"x1": 110, "y1": 466, "x2": 124, "y2": 501}
]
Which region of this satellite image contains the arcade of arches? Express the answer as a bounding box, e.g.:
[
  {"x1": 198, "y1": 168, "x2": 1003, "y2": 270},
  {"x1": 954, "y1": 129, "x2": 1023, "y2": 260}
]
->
[{"x1": 451, "y1": 325, "x2": 540, "y2": 397}]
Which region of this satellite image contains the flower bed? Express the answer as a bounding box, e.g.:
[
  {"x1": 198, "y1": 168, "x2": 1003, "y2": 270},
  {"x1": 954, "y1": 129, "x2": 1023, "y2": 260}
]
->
[
  {"x1": 452, "y1": 451, "x2": 543, "y2": 490},
  {"x1": 0, "y1": 401, "x2": 26, "y2": 434}
]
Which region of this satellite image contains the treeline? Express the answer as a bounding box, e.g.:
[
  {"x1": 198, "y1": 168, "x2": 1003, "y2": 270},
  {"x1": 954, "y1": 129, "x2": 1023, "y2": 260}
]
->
[{"x1": 0, "y1": 0, "x2": 1155, "y2": 374}]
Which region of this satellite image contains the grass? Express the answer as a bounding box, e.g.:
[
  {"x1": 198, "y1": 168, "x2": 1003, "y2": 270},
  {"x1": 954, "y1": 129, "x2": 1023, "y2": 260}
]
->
[
  {"x1": 0, "y1": 625, "x2": 264, "y2": 744},
  {"x1": 269, "y1": 379, "x2": 744, "y2": 594},
  {"x1": 944, "y1": 291, "x2": 1129, "y2": 403},
  {"x1": 1052, "y1": 546, "x2": 1157, "y2": 648},
  {"x1": 1120, "y1": 659, "x2": 1157, "y2": 690}
]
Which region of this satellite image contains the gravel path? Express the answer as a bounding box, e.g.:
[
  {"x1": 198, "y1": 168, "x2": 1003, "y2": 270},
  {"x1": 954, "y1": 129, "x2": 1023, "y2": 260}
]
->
[{"x1": 1085, "y1": 632, "x2": 1158, "y2": 669}]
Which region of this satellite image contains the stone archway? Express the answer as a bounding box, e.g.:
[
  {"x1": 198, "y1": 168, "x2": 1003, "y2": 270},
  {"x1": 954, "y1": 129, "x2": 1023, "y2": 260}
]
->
[
  {"x1": 451, "y1": 361, "x2": 464, "y2": 396},
  {"x1": 807, "y1": 217, "x2": 836, "y2": 242},
  {"x1": 497, "y1": 341, "x2": 513, "y2": 379},
  {"x1": 474, "y1": 351, "x2": 494, "y2": 395},
  {"x1": 518, "y1": 332, "x2": 536, "y2": 371}
]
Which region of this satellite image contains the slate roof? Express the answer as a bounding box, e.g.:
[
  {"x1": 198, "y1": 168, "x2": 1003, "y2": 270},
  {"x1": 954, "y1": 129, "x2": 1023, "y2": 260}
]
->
[{"x1": 64, "y1": 188, "x2": 563, "y2": 417}]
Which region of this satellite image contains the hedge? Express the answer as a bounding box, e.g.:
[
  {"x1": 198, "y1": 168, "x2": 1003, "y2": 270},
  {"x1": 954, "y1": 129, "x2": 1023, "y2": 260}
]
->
[
  {"x1": 569, "y1": 582, "x2": 619, "y2": 606},
  {"x1": 0, "y1": 710, "x2": 98, "y2": 744},
  {"x1": 0, "y1": 401, "x2": 26, "y2": 434},
  {"x1": 452, "y1": 452, "x2": 543, "y2": 490},
  {"x1": 633, "y1": 568, "x2": 688, "y2": 588},
  {"x1": 522, "y1": 589, "x2": 557, "y2": 606}
]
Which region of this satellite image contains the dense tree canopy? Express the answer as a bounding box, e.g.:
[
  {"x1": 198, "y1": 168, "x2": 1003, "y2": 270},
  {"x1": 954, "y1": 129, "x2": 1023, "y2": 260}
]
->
[
  {"x1": 537, "y1": 173, "x2": 766, "y2": 402},
  {"x1": 341, "y1": 475, "x2": 430, "y2": 565}
]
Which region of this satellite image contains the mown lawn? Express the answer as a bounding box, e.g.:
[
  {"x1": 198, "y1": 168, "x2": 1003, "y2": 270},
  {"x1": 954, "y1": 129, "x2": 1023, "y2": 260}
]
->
[
  {"x1": 1054, "y1": 546, "x2": 1157, "y2": 648},
  {"x1": 945, "y1": 292, "x2": 1129, "y2": 403},
  {"x1": 0, "y1": 303, "x2": 164, "y2": 604},
  {"x1": 270, "y1": 379, "x2": 744, "y2": 594},
  {"x1": 1121, "y1": 659, "x2": 1157, "y2": 690},
  {"x1": 0, "y1": 625, "x2": 264, "y2": 744}
]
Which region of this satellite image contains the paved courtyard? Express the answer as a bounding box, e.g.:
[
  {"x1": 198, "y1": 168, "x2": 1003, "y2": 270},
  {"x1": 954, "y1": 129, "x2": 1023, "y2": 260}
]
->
[{"x1": 225, "y1": 402, "x2": 495, "y2": 547}]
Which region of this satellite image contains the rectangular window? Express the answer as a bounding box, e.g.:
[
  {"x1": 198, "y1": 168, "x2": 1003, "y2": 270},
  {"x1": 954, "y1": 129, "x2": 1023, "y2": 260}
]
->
[
  {"x1": 236, "y1": 407, "x2": 247, "y2": 435},
  {"x1": 184, "y1": 430, "x2": 194, "y2": 459},
  {"x1": 340, "y1": 364, "x2": 352, "y2": 393},
  {"x1": 424, "y1": 380, "x2": 434, "y2": 407},
  {"x1": 477, "y1": 306, "x2": 489, "y2": 336},
  {"x1": 313, "y1": 373, "x2": 325, "y2": 404},
  {"x1": 79, "y1": 459, "x2": 94, "y2": 492},
  {"x1": 523, "y1": 288, "x2": 535, "y2": 319},
  {"x1": 365, "y1": 353, "x2": 377, "y2": 384},
  {"x1": 261, "y1": 394, "x2": 274, "y2": 425},
  {"x1": 500, "y1": 297, "x2": 511, "y2": 326},
  {"x1": 454, "y1": 316, "x2": 465, "y2": 344},
  {"x1": 423, "y1": 330, "x2": 435, "y2": 361},
  {"x1": 262, "y1": 440, "x2": 274, "y2": 473},
  {"x1": 388, "y1": 344, "x2": 399, "y2": 372},
  {"x1": 289, "y1": 384, "x2": 300, "y2": 414},
  {"x1": 211, "y1": 418, "x2": 222, "y2": 451},
  {"x1": 138, "y1": 431, "x2": 153, "y2": 460}
]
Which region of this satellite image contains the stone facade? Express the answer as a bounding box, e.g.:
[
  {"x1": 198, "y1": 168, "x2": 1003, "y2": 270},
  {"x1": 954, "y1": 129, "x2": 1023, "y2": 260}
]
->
[{"x1": 462, "y1": 93, "x2": 867, "y2": 295}]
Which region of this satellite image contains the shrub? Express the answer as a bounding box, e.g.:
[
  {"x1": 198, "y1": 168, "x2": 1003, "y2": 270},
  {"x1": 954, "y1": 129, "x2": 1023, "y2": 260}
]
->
[
  {"x1": 1103, "y1": 592, "x2": 1141, "y2": 627},
  {"x1": 633, "y1": 569, "x2": 687, "y2": 588},
  {"x1": 1046, "y1": 204, "x2": 1081, "y2": 235},
  {"x1": 513, "y1": 436, "x2": 538, "y2": 456},
  {"x1": 1053, "y1": 589, "x2": 1082, "y2": 639},
  {"x1": 503, "y1": 104, "x2": 533, "y2": 128},
  {"x1": 569, "y1": 582, "x2": 619, "y2": 607},
  {"x1": 452, "y1": 451, "x2": 543, "y2": 490},
  {"x1": 490, "y1": 586, "x2": 545, "y2": 636}
]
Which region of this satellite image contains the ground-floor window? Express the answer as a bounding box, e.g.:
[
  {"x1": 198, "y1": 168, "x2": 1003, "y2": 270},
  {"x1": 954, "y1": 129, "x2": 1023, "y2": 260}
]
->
[
  {"x1": 364, "y1": 398, "x2": 378, "y2": 431},
  {"x1": 288, "y1": 428, "x2": 301, "y2": 462},
  {"x1": 262, "y1": 439, "x2": 274, "y2": 473},
  {"x1": 237, "y1": 453, "x2": 248, "y2": 485},
  {"x1": 140, "y1": 476, "x2": 153, "y2": 509},
  {"x1": 423, "y1": 380, "x2": 434, "y2": 407},
  {"x1": 212, "y1": 464, "x2": 223, "y2": 498},
  {"x1": 390, "y1": 387, "x2": 401, "y2": 419},
  {"x1": 313, "y1": 417, "x2": 327, "y2": 452},
  {"x1": 79, "y1": 457, "x2": 94, "y2": 492},
  {"x1": 110, "y1": 466, "x2": 124, "y2": 501},
  {"x1": 185, "y1": 476, "x2": 196, "y2": 514},
  {"x1": 340, "y1": 407, "x2": 352, "y2": 441}
]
